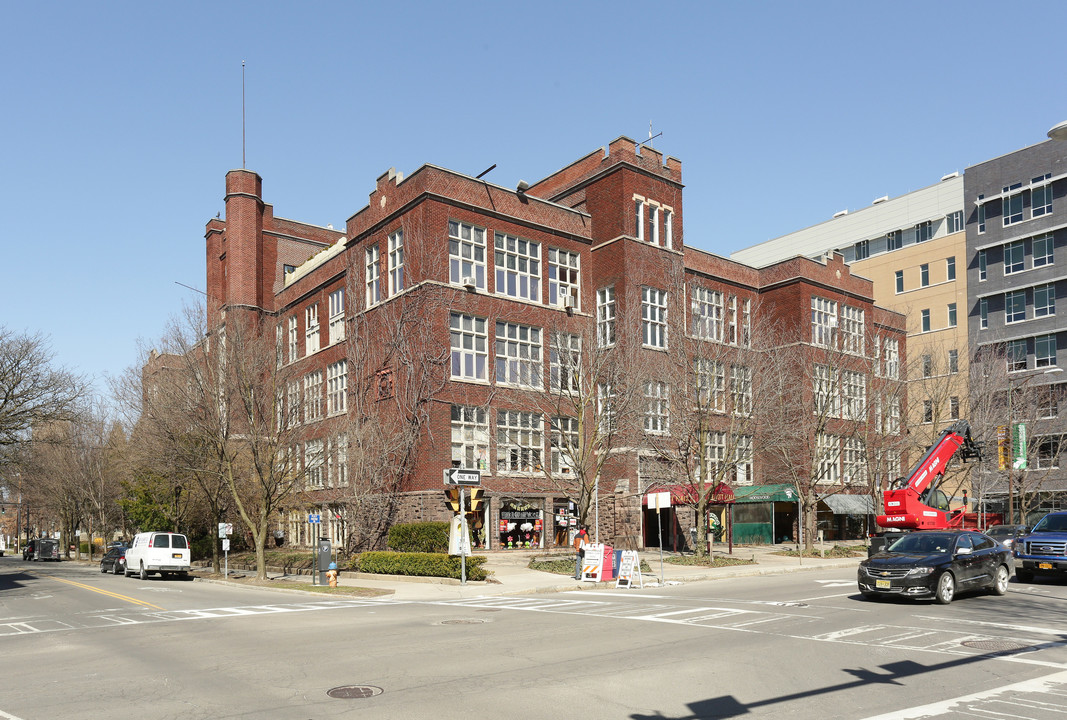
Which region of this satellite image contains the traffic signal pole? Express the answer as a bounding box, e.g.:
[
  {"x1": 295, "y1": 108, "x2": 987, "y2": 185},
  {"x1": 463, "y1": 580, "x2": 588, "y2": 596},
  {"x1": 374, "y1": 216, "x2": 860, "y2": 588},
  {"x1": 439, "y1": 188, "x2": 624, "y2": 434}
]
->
[{"x1": 460, "y1": 487, "x2": 467, "y2": 585}]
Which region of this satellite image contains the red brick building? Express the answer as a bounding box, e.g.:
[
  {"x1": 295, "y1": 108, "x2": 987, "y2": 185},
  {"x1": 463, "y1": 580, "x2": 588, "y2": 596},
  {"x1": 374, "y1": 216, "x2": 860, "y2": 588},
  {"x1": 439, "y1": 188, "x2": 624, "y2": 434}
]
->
[{"x1": 202, "y1": 137, "x2": 906, "y2": 551}]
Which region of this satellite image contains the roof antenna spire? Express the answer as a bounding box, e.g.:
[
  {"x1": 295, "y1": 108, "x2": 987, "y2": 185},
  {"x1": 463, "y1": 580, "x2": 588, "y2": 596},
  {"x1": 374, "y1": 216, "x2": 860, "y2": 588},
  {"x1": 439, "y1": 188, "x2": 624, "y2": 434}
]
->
[{"x1": 646, "y1": 122, "x2": 662, "y2": 149}]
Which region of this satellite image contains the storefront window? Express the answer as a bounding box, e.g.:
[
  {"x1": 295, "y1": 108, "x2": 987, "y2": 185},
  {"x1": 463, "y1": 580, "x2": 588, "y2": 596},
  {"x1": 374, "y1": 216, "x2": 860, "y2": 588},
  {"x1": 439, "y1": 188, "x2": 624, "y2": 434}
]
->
[
  {"x1": 553, "y1": 499, "x2": 577, "y2": 547},
  {"x1": 498, "y1": 499, "x2": 543, "y2": 549}
]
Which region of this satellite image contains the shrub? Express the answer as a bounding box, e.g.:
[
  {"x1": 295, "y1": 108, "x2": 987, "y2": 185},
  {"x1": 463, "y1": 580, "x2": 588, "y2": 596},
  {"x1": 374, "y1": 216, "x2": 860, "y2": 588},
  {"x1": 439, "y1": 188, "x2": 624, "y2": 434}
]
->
[
  {"x1": 387, "y1": 522, "x2": 449, "y2": 553},
  {"x1": 358, "y1": 551, "x2": 488, "y2": 581}
]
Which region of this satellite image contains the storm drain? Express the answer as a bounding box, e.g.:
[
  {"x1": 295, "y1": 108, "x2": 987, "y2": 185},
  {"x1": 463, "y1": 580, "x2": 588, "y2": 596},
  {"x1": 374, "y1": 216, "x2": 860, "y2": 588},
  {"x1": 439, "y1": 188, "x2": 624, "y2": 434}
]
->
[
  {"x1": 327, "y1": 685, "x2": 383, "y2": 699},
  {"x1": 440, "y1": 618, "x2": 490, "y2": 625},
  {"x1": 961, "y1": 640, "x2": 1032, "y2": 653}
]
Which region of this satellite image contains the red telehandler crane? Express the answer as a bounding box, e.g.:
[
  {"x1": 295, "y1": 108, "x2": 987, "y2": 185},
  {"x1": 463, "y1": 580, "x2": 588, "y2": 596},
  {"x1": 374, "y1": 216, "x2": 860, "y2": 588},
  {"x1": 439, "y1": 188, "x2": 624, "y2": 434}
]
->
[{"x1": 875, "y1": 420, "x2": 983, "y2": 531}]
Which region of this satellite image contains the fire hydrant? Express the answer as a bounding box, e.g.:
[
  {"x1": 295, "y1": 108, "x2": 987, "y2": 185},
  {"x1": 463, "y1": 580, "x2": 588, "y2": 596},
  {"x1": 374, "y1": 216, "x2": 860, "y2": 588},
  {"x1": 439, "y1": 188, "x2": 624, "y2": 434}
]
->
[{"x1": 326, "y1": 562, "x2": 338, "y2": 588}]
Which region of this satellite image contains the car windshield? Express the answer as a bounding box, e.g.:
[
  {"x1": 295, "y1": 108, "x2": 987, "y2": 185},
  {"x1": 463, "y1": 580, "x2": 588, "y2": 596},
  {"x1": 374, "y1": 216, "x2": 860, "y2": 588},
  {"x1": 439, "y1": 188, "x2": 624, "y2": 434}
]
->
[
  {"x1": 987, "y1": 527, "x2": 1011, "y2": 537},
  {"x1": 887, "y1": 533, "x2": 954, "y2": 554},
  {"x1": 1032, "y1": 515, "x2": 1067, "y2": 532}
]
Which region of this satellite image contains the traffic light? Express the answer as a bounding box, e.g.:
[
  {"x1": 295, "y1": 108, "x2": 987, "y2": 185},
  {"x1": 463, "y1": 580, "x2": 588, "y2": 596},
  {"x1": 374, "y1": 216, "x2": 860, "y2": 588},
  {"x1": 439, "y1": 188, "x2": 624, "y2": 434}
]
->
[
  {"x1": 443, "y1": 488, "x2": 462, "y2": 514},
  {"x1": 468, "y1": 488, "x2": 485, "y2": 514}
]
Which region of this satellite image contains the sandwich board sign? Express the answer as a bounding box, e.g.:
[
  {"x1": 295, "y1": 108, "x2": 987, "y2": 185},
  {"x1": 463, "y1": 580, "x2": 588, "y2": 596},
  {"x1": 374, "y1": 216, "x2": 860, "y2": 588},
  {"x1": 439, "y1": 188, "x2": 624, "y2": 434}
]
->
[
  {"x1": 615, "y1": 550, "x2": 643, "y2": 589},
  {"x1": 581, "y1": 542, "x2": 605, "y2": 582}
]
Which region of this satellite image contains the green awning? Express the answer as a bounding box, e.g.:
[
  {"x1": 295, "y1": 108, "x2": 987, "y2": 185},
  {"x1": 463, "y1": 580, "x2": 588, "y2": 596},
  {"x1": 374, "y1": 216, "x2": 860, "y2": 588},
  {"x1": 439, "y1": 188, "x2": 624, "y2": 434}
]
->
[{"x1": 732, "y1": 484, "x2": 797, "y2": 503}]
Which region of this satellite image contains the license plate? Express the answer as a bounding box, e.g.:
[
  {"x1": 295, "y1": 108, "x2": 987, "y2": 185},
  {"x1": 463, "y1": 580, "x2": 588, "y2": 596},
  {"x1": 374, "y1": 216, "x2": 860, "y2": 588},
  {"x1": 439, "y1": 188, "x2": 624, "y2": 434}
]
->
[
  {"x1": 1039, "y1": 562, "x2": 1053, "y2": 570},
  {"x1": 172, "y1": 553, "x2": 182, "y2": 559},
  {"x1": 876, "y1": 579, "x2": 891, "y2": 589}
]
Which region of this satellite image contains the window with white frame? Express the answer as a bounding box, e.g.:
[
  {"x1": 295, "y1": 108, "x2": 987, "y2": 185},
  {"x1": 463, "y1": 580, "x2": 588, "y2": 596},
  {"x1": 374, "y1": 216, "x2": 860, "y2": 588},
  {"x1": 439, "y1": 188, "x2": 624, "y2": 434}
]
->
[
  {"x1": 895, "y1": 270, "x2": 904, "y2": 294},
  {"x1": 1034, "y1": 233, "x2": 1054, "y2": 267},
  {"x1": 921, "y1": 309, "x2": 931, "y2": 333},
  {"x1": 816, "y1": 434, "x2": 840, "y2": 484},
  {"x1": 597, "y1": 383, "x2": 616, "y2": 433},
  {"x1": 327, "y1": 360, "x2": 347, "y2": 415},
  {"x1": 287, "y1": 316, "x2": 298, "y2": 363},
  {"x1": 811, "y1": 296, "x2": 837, "y2": 347},
  {"x1": 1003, "y1": 183, "x2": 1024, "y2": 225},
  {"x1": 923, "y1": 399, "x2": 933, "y2": 424},
  {"x1": 1039, "y1": 385, "x2": 1060, "y2": 418},
  {"x1": 979, "y1": 250, "x2": 987, "y2": 281},
  {"x1": 275, "y1": 325, "x2": 283, "y2": 369},
  {"x1": 950, "y1": 396, "x2": 960, "y2": 420},
  {"x1": 494, "y1": 232, "x2": 540, "y2": 302},
  {"x1": 843, "y1": 438, "x2": 866, "y2": 485},
  {"x1": 304, "y1": 370, "x2": 323, "y2": 422},
  {"x1": 947, "y1": 256, "x2": 956, "y2": 280},
  {"x1": 495, "y1": 321, "x2": 542, "y2": 388},
  {"x1": 451, "y1": 405, "x2": 488, "y2": 470},
  {"x1": 691, "y1": 286, "x2": 723, "y2": 341},
  {"x1": 980, "y1": 298, "x2": 989, "y2": 329},
  {"x1": 648, "y1": 204, "x2": 659, "y2": 245},
  {"x1": 883, "y1": 337, "x2": 899, "y2": 379},
  {"x1": 328, "y1": 288, "x2": 345, "y2": 344},
  {"x1": 948, "y1": 302, "x2": 957, "y2": 327},
  {"x1": 597, "y1": 286, "x2": 616, "y2": 347},
  {"x1": 730, "y1": 365, "x2": 752, "y2": 417},
  {"x1": 1036, "y1": 334, "x2": 1057, "y2": 368},
  {"x1": 644, "y1": 381, "x2": 670, "y2": 434},
  {"x1": 696, "y1": 358, "x2": 726, "y2": 413},
  {"x1": 388, "y1": 229, "x2": 404, "y2": 295},
  {"x1": 366, "y1": 245, "x2": 381, "y2": 306},
  {"x1": 1007, "y1": 339, "x2": 1028, "y2": 372},
  {"x1": 946, "y1": 210, "x2": 963, "y2": 233},
  {"x1": 978, "y1": 195, "x2": 987, "y2": 233},
  {"x1": 735, "y1": 435, "x2": 754, "y2": 485},
  {"x1": 886, "y1": 396, "x2": 901, "y2": 435},
  {"x1": 887, "y1": 230, "x2": 902, "y2": 251},
  {"x1": 495, "y1": 410, "x2": 543, "y2": 473},
  {"x1": 1005, "y1": 290, "x2": 1026, "y2": 324},
  {"x1": 1036, "y1": 436, "x2": 1060, "y2": 469},
  {"x1": 697, "y1": 431, "x2": 727, "y2": 482},
  {"x1": 727, "y1": 295, "x2": 738, "y2": 344},
  {"x1": 635, "y1": 198, "x2": 645, "y2": 241},
  {"x1": 334, "y1": 434, "x2": 348, "y2": 486},
  {"x1": 549, "y1": 333, "x2": 580, "y2": 393},
  {"x1": 1036, "y1": 283, "x2": 1056, "y2": 317},
  {"x1": 949, "y1": 348, "x2": 959, "y2": 374},
  {"x1": 814, "y1": 364, "x2": 839, "y2": 417},
  {"x1": 915, "y1": 221, "x2": 933, "y2": 243},
  {"x1": 642, "y1": 286, "x2": 668, "y2": 348},
  {"x1": 1005, "y1": 241, "x2": 1025, "y2": 274},
  {"x1": 1033, "y1": 174, "x2": 1053, "y2": 218},
  {"x1": 840, "y1": 305, "x2": 864, "y2": 355},
  {"x1": 550, "y1": 416, "x2": 579, "y2": 475},
  {"x1": 920, "y1": 263, "x2": 930, "y2": 287},
  {"x1": 663, "y1": 209, "x2": 673, "y2": 249},
  {"x1": 449, "y1": 220, "x2": 487, "y2": 290},
  {"x1": 922, "y1": 354, "x2": 933, "y2": 378},
  {"x1": 450, "y1": 313, "x2": 488, "y2": 380},
  {"x1": 305, "y1": 304, "x2": 320, "y2": 354},
  {"x1": 854, "y1": 239, "x2": 869, "y2": 260},
  {"x1": 305, "y1": 439, "x2": 324, "y2": 487},
  {"x1": 740, "y1": 298, "x2": 751, "y2": 347},
  {"x1": 548, "y1": 248, "x2": 580, "y2": 309},
  {"x1": 286, "y1": 381, "x2": 300, "y2": 427},
  {"x1": 842, "y1": 369, "x2": 866, "y2": 421}
]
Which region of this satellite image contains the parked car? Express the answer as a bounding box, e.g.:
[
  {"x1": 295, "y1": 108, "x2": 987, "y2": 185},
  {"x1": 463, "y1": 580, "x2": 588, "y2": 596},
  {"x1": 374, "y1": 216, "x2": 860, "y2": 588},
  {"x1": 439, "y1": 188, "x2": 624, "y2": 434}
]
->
[
  {"x1": 100, "y1": 546, "x2": 128, "y2": 575},
  {"x1": 123, "y1": 532, "x2": 190, "y2": 580},
  {"x1": 985, "y1": 524, "x2": 1029, "y2": 549},
  {"x1": 857, "y1": 530, "x2": 1013, "y2": 604},
  {"x1": 1013, "y1": 511, "x2": 1067, "y2": 583},
  {"x1": 22, "y1": 537, "x2": 61, "y2": 562}
]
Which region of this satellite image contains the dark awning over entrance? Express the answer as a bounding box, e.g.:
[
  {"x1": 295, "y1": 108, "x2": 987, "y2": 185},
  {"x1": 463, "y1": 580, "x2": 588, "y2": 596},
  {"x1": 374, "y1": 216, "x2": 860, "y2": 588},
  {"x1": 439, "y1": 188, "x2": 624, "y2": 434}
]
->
[
  {"x1": 732, "y1": 484, "x2": 797, "y2": 503},
  {"x1": 643, "y1": 482, "x2": 735, "y2": 506},
  {"x1": 821, "y1": 494, "x2": 874, "y2": 515}
]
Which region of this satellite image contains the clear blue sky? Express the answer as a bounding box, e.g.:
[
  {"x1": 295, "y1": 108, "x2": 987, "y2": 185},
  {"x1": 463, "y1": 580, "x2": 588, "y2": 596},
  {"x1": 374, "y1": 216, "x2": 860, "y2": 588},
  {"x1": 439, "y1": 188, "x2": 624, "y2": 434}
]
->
[{"x1": 3, "y1": 1, "x2": 1066, "y2": 399}]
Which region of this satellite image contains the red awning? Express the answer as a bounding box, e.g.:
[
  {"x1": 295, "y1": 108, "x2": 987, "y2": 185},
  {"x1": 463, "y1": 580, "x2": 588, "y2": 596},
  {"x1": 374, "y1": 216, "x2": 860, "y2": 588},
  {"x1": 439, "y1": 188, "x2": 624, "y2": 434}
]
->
[{"x1": 642, "y1": 483, "x2": 734, "y2": 506}]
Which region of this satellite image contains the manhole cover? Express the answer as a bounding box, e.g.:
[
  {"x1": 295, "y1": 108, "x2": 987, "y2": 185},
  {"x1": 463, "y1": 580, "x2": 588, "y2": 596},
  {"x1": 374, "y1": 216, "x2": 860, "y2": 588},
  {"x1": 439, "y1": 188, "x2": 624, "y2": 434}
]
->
[
  {"x1": 327, "y1": 685, "x2": 383, "y2": 699},
  {"x1": 961, "y1": 640, "x2": 1032, "y2": 653},
  {"x1": 440, "y1": 618, "x2": 489, "y2": 625}
]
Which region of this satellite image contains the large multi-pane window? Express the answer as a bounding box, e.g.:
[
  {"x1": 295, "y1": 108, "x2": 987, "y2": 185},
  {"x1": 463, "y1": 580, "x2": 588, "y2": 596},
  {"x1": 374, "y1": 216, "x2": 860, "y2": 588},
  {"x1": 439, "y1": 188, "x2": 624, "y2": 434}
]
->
[
  {"x1": 1005, "y1": 290, "x2": 1026, "y2": 323},
  {"x1": 635, "y1": 199, "x2": 645, "y2": 241},
  {"x1": 1007, "y1": 339, "x2": 1028, "y2": 372},
  {"x1": 843, "y1": 438, "x2": 866, "y2": 485},
  {"x1": 946, "y1": 210, "x2": 964, "y2": 233},
  {"x1": 597, "y1": 286, "x2": 616, "y2": 347},
  {"x1": 915, "y1": 221, "x2": 933, "y2": 243},
  {"x1": 922, "y1": 400, "x2": 933, "y2": 424},
  {"x1": 287, "y1": 316, "x2": 298, "y2": 362},
  {"x1": 451, "y1": 405, "x2": 488, "y2": 470},
  {"x1": 921, "y1": 309, "x2": 931, "y2": 333},
  {"x1": 886, "y1": 397, "x2": 901, "y2": 434},
  {"x1": 895, "y1": 270, "x2": 904, "y2": 294},
  {"x1": 811, "y1": 296, "x2": 837, "y2": 347},
  {"x1": 691, "y1": 286, "x2": 723, "y2": 341},
  {"x1": 948, "y1": 303, "x2": 957, "y2": 327},
  {"x1": 840, "y1": 305, "x2": 864, "y2": 355},
  {"x1": 648, "y1": 205, "x2": 659, "y2": 245},
  {"x1": 304, "y1": 370, "x2": 323, "y2": 422},
  {"x1": 883, "y1": 338, "x2": 899, "y2": 379},
  {"x1": 1003, "y1": 183, "x2": 1024, "y2": 225},
  {"x1": 548, "y1": 248, "x2": 580, "y2": 308},
  {"x1": 1036, "y1": 284, "x2": 1056, "y2": 317},
  {"x1": 495, "y1": 321, "x2": 542, "y2": 388},
  {"x1": 696, "y1": 358, "x2": 726, "y2": 413},
  {"x1": 697, "y1": 431, "x2": 727, "y2": 482},
  {"x1": 328, "y1": 288, "x2": 345, "y2": 344},
  {"x1": 979, "y1": 250, "x2": 987, "y2": 281},
  {"x1": 597, "y1": 383, "x2": 616, "y2": 433},
  {"x1": 642, "y1": 287, "x2": 668, "y2": 348},
  {"x1": 644, "y1": 381, "x2": 670, "y2": 434},
  {"x1": 1036, "y1": 334, "x2": 1057, "y2": 368},
  {"x1": 922, "y1": 354, "x2": 933, "y2": 378},
  {"x1": 978, "y1": 195, "x2": 987, "y2": 232},
  {"x1": 730, "y1": 365, "x2": 752, "y2": 417},
  {"x1": 816, "y1": 434, "x2": 839, "y2": 484},
  {"x1": 549, "y1": 333, "x2": 580, "y2": 392},
  {"x1": 450, "y1": 313, "x2": 488, "y2": 380},
  {"x1": 663, "y1": 209, "x2": 673, "y2": 249},
  {"x1": 980, "y1": 298, "x2": 989, "y2": 329},
  {"x1": 305, "y1": 304, "x2": 320, "y2": 354},
  {"x1": 494, "y1": 232, "x2": 540, "y2": 302},
  {"x1": 449, "y1": 221, "x2": 487, "y2": 290},
  {"x1": 333, "y1": 434, "x2": 348, "y2": 486},
  {"x1": 842, "y1": 370, "x2": 866, "y2": 421},
  {"x1": 920, "y1": 263, "x2": 930, "y2": 287},
  {"x1": 949, "y1": 348, "x2": 959, "y2": 374},
  {"x1": 854, "y1": 239, "x2": 869, "y2": 260},
  {"x1": 286, "y1": 381, "x2": 300, "y2": 427},
  {"x1": 814, "y1": 364, "x2": 839, "y2": 417},
  {"x1": 388, "y1": 229, "x2": 404, "y2": 295},
  {"x1": 735, "y1": 435, "x2": 754, "y2": 485},
  {"x1": 1034, "y1": 233, "x2": 1054, "y2": 267},
  {"x1": 305, "y1": 439, "x2": 324, "y2": 487},
  {"x1": 1005, "y1": 241, "x2": 1025, "y2": 274},
  {"x1": 327, "y1": 360, "x2": 347, "y2": 415},
  {"x1": 366, "y1": 245, "x2": 381, "y2": 306},
  {"x1": 887, "y1": 230, "x2": 902, "y2": 251},
  {"x1": 496, "y1": 410, "x2": 543, "y2": 473},
  {"x1": 1033, "y1": 174, "x2": 1053, "y2": 218},
  {"x1": 549, "y1": 416, "x2": 579, "y2": 475},
  {"x1": 946, "y1": 256, "x2": 956, "y2": 280}
]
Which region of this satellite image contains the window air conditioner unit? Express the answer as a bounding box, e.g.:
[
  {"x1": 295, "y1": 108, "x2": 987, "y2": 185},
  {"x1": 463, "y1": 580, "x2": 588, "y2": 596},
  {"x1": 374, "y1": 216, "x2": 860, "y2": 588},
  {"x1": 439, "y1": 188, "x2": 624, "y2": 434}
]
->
[
  {"x1": 563, "y1": 295, "x2": 575, "y2": 310},
  {"x1": 462, "y1": 276, "x2": 477, "y2": 291}
]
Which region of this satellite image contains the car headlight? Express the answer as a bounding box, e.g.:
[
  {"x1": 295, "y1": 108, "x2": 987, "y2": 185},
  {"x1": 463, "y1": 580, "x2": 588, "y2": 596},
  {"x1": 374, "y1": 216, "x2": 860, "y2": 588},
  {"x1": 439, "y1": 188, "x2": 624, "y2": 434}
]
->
[{"x1": 906, "y1": 566, "x2": 935, "y2": 577}]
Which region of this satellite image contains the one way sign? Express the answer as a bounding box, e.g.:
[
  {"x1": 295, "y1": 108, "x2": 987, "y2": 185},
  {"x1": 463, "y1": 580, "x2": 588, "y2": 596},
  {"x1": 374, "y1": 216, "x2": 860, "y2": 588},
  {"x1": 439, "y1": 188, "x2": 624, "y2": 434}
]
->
[{"x1": 443, "y1": 468, "x2": 481, "y2": 486}]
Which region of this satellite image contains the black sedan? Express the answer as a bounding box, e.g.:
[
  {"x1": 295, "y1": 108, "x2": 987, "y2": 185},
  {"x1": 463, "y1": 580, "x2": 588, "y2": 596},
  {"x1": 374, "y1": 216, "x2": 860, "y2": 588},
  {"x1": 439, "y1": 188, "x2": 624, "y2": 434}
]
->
[
  {"x1": 858, "y1": 530, "x2": 1013, "y2": 604},
  {"x1": 100, "y1": 546, "x2": 128, "y2": 575},
  {"x1": 985, "y1": 524, "x2": 1029, "y2": 549}
]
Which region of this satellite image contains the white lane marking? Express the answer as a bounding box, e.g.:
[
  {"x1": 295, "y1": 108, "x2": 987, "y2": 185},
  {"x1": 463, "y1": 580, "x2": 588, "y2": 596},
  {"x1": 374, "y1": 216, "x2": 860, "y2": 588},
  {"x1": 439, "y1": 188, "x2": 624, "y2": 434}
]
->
[
  {"x1": 630, "y1": 607, "x2": 716, "y2": 620},
  {"x1": 564, "y1": 591, "x2": 673, "y2": 598},
  {"x1": 814, "y1": 580, "x2": 856, "y2": 587},
  {"x1": 915, "y1": 615, "x2": 1067, "y2": 637},
  {"x1": 812, "y1": 625, "x2": 889, "y2": 641},
  {"x1": 794, "y1": 593, "x2": 857, "y2": 602},
  {"x1": 859, "y1": 668, "x2": 1067, "y2": 720},
  {"x1": 0, "y1": 708, "x2": 27, "y2": 719}
]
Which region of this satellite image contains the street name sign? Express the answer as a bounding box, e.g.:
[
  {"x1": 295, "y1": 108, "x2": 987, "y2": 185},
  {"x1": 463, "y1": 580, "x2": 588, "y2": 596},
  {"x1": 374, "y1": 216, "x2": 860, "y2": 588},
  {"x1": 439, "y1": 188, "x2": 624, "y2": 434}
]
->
[{"x1": 308, "y1": 514, "x2": 321, "y2": 524}]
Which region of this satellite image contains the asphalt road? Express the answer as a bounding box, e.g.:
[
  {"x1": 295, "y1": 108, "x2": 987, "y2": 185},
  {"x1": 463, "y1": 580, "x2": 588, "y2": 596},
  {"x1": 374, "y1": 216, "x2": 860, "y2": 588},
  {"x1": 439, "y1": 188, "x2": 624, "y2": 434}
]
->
[{"x1": 2, "y1": 555, "x2": 1066, "y2": 719}]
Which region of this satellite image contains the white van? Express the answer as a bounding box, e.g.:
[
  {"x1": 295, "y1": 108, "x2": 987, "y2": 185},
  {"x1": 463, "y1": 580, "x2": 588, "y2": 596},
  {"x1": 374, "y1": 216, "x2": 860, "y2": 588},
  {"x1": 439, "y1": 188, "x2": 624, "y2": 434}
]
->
[{"x1": 124, "y1": 532, "x2": 191, "y2": 580}]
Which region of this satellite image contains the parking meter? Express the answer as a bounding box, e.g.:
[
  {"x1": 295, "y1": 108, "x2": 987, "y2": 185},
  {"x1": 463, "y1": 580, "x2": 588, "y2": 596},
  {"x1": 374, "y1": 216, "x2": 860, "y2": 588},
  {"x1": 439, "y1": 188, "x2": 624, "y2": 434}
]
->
[{"x1": 317, "y1": 538, "x2": 331, "y2": 585}]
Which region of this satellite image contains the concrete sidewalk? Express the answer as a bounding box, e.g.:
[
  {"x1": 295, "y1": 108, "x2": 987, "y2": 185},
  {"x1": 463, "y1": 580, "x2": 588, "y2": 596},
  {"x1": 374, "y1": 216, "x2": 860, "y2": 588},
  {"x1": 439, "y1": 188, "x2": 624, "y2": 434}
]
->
[{"x1": 194, "y1": 543, "x2": 865, "y2": 602}]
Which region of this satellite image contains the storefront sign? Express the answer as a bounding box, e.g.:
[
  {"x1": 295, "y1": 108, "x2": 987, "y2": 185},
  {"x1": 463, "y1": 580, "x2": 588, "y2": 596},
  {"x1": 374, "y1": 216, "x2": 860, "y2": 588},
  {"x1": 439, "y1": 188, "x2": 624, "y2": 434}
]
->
[
  {"x1": 616, "y1": 550, "x2": 642, "y2": 589},
  {"x1": 501, "y1": 510, "x2": 541, "y2": 521},
  {"x1": 581, "y1": 542, "x2": 605, "y2": 582}
]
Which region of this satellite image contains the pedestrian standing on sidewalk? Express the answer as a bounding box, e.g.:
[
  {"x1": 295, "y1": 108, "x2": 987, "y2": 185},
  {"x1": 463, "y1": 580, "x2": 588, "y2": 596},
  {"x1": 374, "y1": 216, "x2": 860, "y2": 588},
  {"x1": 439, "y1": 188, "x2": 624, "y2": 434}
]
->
[{"x1": 573, "y1": 525, "x2": 589, "y2": 580}]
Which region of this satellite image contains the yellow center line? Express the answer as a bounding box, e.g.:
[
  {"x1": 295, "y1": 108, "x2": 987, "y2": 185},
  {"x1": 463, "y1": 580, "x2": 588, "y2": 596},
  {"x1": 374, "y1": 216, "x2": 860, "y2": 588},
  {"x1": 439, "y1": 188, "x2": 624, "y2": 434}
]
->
[{"x1": 38, "y1": 574, "x2": 165, "y2": 610}]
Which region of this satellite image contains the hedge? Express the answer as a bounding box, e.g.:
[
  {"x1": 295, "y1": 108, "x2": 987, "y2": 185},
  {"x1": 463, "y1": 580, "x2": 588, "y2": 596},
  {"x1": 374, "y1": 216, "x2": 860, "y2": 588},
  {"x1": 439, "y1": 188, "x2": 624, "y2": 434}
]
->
[
  {"x1": 387, "y1": 522, "x2": 450, "y2": 553},
  {"x1": 357, "y1": 551, "x2": 489, "y2": 581}
]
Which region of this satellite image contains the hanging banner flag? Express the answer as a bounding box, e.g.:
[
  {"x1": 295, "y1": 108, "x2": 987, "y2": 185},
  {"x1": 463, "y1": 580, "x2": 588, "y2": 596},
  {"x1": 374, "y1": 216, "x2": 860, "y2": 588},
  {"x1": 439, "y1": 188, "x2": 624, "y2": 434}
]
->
[{"x1": 1012, "y1": 422, "x2": 1027, "y2": 470}]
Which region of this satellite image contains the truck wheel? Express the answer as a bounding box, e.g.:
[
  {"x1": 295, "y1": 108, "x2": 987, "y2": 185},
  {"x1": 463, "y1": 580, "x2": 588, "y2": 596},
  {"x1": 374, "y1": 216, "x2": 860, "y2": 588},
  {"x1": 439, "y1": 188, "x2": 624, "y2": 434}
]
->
[
  {"x1": 935, "y1": 572, "x2": 955, "y2": 604},
  {"x1": 1015, "y1": 568, "x2": 1034, "y2": 583},
  {"x1": 991, "y1": 565, "x2": 1009, "y2": 595},
  {"x1": 139, "y1": 563, "x2": 148, "y2": 581}
]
